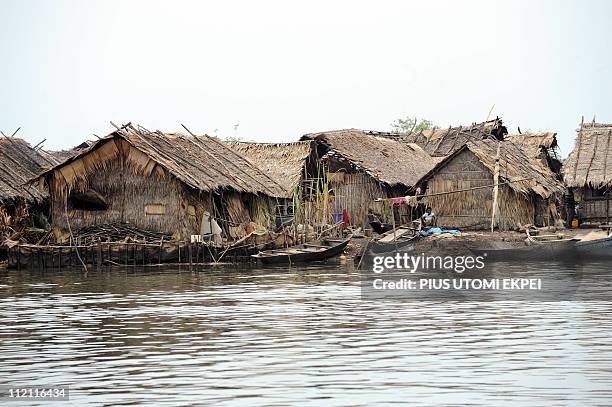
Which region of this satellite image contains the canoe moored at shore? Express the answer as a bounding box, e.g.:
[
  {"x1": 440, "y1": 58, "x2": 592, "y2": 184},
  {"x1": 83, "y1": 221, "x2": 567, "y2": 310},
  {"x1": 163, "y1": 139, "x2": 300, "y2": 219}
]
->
[
  {"x1": 471, "y1": 238, "x2": 580, "y2": 262},
  {"x1": 574, "y1": 235, "x2": 612, "y2": 259},
  {"x1": 368, "y1": 226, "x2": 419, "y2": 254},
  {"x1": 252, "y1": 237, "x2": 351, "y2": 264}
]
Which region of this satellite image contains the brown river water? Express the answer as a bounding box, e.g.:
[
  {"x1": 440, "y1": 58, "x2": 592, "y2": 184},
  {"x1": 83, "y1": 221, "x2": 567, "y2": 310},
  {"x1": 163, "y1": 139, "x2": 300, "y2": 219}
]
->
[{"x1": 1, "y1": 260, "x2": 611, "y2": 406}]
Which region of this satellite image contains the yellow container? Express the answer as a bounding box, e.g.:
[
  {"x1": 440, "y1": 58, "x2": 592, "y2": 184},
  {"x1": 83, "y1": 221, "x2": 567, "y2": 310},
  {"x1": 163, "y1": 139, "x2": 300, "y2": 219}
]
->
[{"x1": 571, "y1": 219, "x2": 579, "y2": 229}]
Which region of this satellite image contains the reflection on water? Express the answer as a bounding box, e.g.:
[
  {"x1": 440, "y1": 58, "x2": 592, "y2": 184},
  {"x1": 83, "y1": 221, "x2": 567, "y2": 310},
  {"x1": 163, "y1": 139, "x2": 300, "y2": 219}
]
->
[{"x1": 1, "y1": 261, "x2": 612, "y2": 406}]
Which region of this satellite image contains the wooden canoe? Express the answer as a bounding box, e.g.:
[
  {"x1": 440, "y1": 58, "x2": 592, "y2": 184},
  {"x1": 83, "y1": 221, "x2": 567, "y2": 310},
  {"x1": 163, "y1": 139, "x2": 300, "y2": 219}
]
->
[
  {"x1": 252, "y1": 236, "x2": 351, "y2": 264},
  {"x1": 369, "y1": 226, "x2": 419, "y2": 254},
  {"x1": 471, "y1": 238, "x2": 580, "y2": 262},
  {"x1": 574, "y1": 235, "x2": 612, "y2": 259}
]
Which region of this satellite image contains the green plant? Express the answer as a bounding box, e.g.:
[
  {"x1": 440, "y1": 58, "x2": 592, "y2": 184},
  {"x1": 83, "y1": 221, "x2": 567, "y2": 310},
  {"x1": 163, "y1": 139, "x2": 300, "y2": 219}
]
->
[{"x1": 391, "y1": 117, "x2": 433, "y2": 133}]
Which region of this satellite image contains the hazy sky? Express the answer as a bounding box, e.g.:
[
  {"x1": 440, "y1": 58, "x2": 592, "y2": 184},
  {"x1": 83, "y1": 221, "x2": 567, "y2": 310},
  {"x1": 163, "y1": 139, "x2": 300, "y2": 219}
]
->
[{"x1": 2, "y1": 0, "x2": 611, "y2": 156}]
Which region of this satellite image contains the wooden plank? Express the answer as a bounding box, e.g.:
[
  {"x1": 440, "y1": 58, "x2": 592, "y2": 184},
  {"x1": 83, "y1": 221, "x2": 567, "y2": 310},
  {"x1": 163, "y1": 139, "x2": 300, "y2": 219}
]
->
[{"x1": 378, "y1": 228, "x2": 411, "y2": 243}]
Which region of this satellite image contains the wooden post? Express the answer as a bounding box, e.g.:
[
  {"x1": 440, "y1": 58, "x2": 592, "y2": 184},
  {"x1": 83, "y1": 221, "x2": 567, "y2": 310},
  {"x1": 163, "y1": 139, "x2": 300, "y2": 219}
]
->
[
  {"x1": 97, "y1": 244, "x2": 101, "y2": 271},
  {"x1": 491, "y1": 143, "x2": 501, "y2": 232},
  {"x1": 606, "y1": 189, "x2": 610, "y2": 226},
  {"x1": 546, "y1": 198, "x2": 550, "y2": 228},
  {"x1": 391, "y1": 203, "x2": 397, "y2": 244},
  {"x1": 158, "y1": 238, "x2": 163, "y2": 265}
]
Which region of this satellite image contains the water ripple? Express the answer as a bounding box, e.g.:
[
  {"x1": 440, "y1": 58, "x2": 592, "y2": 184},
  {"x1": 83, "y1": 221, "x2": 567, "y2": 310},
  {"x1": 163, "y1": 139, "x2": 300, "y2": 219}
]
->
[{"x1": 0, "y1": 262, "x2": 611, "y2": 406}]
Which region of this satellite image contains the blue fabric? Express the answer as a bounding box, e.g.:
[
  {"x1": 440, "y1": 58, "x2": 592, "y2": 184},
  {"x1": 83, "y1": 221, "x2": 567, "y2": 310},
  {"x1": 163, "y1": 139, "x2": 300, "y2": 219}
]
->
[{"x1": 419, "y1": 228, "x2": 462, "y2": 237}]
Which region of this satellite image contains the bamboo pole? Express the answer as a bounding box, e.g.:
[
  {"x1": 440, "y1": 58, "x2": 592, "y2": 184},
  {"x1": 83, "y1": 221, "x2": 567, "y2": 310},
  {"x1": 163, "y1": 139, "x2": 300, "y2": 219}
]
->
[
  {"x1": 491, "y1": 143, "x2": 501, "y2": 232},
  {"x1": 606, "y1": 189, "x2": 610, "y2": 225},
  {"x1": 374, "y1": 176, "x2": 537, "y2": 203}
]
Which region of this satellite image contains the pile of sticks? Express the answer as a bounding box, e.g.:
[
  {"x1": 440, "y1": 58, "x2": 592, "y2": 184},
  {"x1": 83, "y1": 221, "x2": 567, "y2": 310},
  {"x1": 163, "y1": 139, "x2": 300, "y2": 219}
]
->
[{"x1": 72, "y1": 222, "x2": 173, "y2": 245}]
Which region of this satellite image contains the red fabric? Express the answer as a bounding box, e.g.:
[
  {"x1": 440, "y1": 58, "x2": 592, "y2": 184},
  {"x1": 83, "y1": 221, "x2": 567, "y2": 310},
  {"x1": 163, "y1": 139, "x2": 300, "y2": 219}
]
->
[
  {"x1": 392, "y1": 197, "x2": 405, "y2": 205},
  {"x1": 342, "y1": 208, "x2": 350, "y2": 227}
]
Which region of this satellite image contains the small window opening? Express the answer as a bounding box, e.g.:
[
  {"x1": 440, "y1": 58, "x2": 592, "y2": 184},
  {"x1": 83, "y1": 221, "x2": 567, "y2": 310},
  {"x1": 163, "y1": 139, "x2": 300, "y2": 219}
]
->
[{"x1": 68, "y1": 190, "x2": 108, "y2": 211}]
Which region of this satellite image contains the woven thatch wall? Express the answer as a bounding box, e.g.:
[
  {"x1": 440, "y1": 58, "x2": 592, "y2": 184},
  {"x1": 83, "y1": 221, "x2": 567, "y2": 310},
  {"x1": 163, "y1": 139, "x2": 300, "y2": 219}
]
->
[
  {"x1": 329, "y1": 172, "x2": 387, "y2": 227},
  {"x1": 576, "y1": 188, "x2": 611, "y2": 222},
  {"x1": 581, "y1": 198, "x2": 611, "y2": 222},
  {"x1": 463, "y1": 139, "x2": 564, "y2": 198},
  {"x1": 422, "y1": 150, "x2": 536, "y2": 230},
  {"x1": 51, "y1": 157, "x2": 187, "y2": 236},
  {"x1": 45, "y1": 130, "x2": 280, "y2": 239}
]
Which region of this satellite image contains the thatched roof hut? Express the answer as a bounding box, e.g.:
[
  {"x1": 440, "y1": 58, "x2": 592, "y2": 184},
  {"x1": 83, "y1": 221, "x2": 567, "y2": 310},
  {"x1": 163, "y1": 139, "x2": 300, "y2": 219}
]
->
[
  {"x1": 38, "y1": 125, "x2": 285, "y2": 198},
  {"x1": 416, "y1": 138, "x2": 565, "y2": 230},
  {"x1": 420, "y1": 139, "x2": 564, "y2": 199},
  {"x1": 37, "y1": 124, "x2": 287, "y2": 238},
  {"x1": 0, "y1": 137, "x2": 58, "y2": 205},
  {"x1": 226, "y1": 141, "x2": 315, "y2": 197},
  {"x1": 301, "y1": 129, "x2": 440, "y2": 188},
  {"x1": 401, "y1": 118, "x2": 507, "y2": 157},
  {"x1": 563, "y1": 122, "x2": 612, "y2": 189},
  {"x1": 299, "y1": 129, "x2": 441, "y2": 227}
]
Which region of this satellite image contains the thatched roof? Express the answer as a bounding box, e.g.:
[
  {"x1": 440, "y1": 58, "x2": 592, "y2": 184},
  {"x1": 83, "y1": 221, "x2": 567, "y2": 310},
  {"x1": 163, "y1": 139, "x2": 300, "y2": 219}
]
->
[
  {"x1": 401, "y1": 118, "x2": 507, "y2": 157},
  {"x1": 563, "y1": 122, "x2": 612, "y2": 188},
  {"x1": 506, "y1": 132, "x2": 558, "y2": 149},
  {"x1": 45, "y1": 141, "x2": 94, "y2": 163},
  {"x1": 0, "y1": 137, "x2": 59, "y2": 204},
  {"x1": 418, "y1": 138, "x2": 565, "y2": 199},
  {"x1": 505, "y1": 132, "x2": 562, "y2": 175},
  {"x1": 301, "y1": 129, "x2": 440, "y2": 188},
  {"x1": 38, "y1": 124, "x2": 286, "y2": 198},
  {"x1": 45, "y1": 149, "x2": 78, "y2": 163},
  {"x1": 226, "y1": 141, "x2": 313, "y2": 196}
]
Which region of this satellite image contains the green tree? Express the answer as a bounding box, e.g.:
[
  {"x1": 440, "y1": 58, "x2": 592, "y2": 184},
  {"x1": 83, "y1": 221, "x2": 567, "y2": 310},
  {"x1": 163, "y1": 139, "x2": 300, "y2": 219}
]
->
[{"x1": 391, "y1": 117, "x2": 433, "y2": 133}]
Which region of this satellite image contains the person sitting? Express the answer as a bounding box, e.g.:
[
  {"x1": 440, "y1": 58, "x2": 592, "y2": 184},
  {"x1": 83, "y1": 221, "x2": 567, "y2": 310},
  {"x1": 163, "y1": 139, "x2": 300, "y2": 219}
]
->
[
  {"x1": 367, "y1": 208, "x2": 393, "y2": 234},
  {"x1": 421, "y1": 207, "x2": 436, "y2": 230}
]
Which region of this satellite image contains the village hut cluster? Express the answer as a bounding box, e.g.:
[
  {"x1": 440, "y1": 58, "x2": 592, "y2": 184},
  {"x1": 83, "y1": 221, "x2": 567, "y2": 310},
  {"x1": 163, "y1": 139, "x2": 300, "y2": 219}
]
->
[{"x1": 1, "y1": 115, "x2": 610, "y2": 267}]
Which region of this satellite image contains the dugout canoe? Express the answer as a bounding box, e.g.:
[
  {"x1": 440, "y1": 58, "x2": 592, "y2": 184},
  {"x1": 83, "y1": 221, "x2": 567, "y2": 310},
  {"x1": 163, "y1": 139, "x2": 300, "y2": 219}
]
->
[
  {"x1": 368, "y1": 226, "x2": 419, "y2": 254},
  {"x1": 574, "y1": 235, "x2": 612, "y2": 259},
  {"x1": 470, "y1": 238, "x2": 580, "y2": 262},
  {"x1": 252, "y1": 236, "x2": 351, "y2": 264}
]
